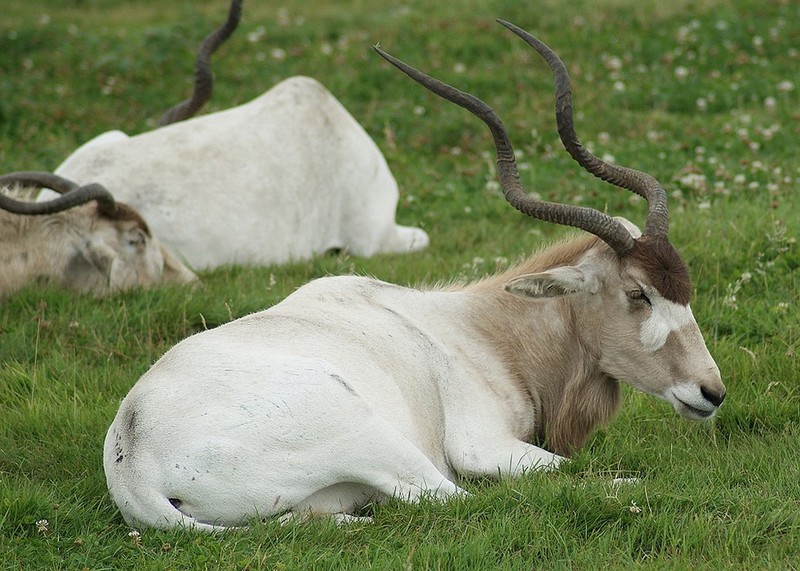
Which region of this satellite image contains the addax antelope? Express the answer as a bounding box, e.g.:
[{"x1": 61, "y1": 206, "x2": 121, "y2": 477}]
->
[{"x1": 103, "y1": 21, "x2": 724, "y2": 530}]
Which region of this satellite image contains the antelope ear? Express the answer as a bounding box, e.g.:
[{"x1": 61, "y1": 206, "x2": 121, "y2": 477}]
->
[{"x1": 505, "y1": 265, "x2": 599, "y2": 298}]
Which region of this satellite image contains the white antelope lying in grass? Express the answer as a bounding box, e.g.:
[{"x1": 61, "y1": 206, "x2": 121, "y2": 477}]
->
[
  {"x1": 104, "y1": 21, "x2": 725, "y2": 530},
  {"x1": 46, "y1": 1, "x2": 428, "y2": 270},
  {"x1": 0, "y1": 1, "x2": 243, "y2": 298}
]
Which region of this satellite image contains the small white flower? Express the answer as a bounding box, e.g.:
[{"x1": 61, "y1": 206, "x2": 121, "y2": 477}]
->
[
  {"x1": 604, "y1": 55, "x2": 623, "y2": 71},
  {"x1": 36, "y1": 519, "x2": 49, "y2": 533},
  {"x1": 128, "y1": 529, "x2": 142, "y2": 547},
  {"x1": 246, "y1": 26, "x2": 266, "y2": 43}
]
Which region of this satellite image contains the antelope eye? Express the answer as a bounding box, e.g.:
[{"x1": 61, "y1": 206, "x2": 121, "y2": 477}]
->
[{"x1": 627, "y1": 288, "x2": 651, "y2": 306}]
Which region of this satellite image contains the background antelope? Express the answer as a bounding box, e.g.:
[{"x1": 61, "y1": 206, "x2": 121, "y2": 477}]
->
[
  {"x1": 103, "y1": 21, "x2": 725, "y2": 531},
  {"x1": 0, "y1": 0, "x2": 241, "y2": 298},
  {"x1": 40, "y1": 0, "x2": 428, "y2": 271}
]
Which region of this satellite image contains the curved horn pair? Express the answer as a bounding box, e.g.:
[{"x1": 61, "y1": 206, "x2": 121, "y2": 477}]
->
[
  {"x1": 158, "y1": 0, "x2": 244, "y2": 126},
  {"x1": 0, "y1": 171, "x2": 117, "y2": 217},
  {"x1": 374, "y1": 20, "x2": 670, "y2": 256}
]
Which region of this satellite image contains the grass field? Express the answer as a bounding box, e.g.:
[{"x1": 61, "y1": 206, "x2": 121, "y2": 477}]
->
[{"x1": 1, "y1": 0, "x2": 799, "y2": 568}]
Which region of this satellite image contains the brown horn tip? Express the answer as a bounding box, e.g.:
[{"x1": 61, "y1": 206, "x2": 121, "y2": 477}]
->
[{"x1": 158, "y1": 0, "x2": 243, "y2": 126}]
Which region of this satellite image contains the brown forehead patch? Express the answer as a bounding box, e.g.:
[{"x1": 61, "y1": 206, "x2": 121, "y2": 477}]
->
[
  {"x1": 628, "y1": 235, "x2": 692, "y2": 305},
  {"x1": 96, "y1": 202, "x2": 152, "y2": 236}
]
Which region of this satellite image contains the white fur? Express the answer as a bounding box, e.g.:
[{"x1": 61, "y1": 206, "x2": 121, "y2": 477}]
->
[
  {"x1": 43, "y1": 77, "x2": 428, "y2": 270},
  {"x1": 639, "y1": 298, "x2": 696, "y2": 352}
]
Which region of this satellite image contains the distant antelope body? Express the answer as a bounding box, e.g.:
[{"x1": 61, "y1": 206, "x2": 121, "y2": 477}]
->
[{"x1": 103, "y1": 20, "x2": 725, "y2": 530}]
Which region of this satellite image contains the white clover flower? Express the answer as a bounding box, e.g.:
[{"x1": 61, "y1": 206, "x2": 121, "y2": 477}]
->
[
  {"x1": 36, "y1": 519, "x2": 49, "y2": 533},
  {"x1": 679, "y1": 173, "x2": 707, "y2": 191},
  {"x1": 604, "y1": 55, "x2": 623, "y2": 71},
  {"x1": 128, "y1": 529, "x2": 142, "y2": 547},
  {"x1": 777, "y1": 80, "x2": 794, "y2": 92},
  {"x1": 674, "y1": 66, "x2": 689, "y2": 79},
  {"x1": 247, "y1": 26, "x2": 266, "y2": 43}
]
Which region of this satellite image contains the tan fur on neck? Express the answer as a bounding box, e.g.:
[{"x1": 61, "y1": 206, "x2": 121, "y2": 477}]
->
[{"x1": 464, "y1": 232, "x2": 621, "y2": 456}]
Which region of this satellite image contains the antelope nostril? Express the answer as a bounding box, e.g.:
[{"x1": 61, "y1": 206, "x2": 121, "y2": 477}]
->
[{"x1": 701, "y1": 386, "x2": 726, "y2": 407}]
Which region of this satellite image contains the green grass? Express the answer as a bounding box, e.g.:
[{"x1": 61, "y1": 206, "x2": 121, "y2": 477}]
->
[{"x1": 1, "y1": 0, "x2": 799, "y2": 568}]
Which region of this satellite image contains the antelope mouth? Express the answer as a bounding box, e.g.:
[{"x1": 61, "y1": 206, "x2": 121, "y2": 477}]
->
[{"x1": 674, "y1": 397, "x2": 715, "y2": 420}]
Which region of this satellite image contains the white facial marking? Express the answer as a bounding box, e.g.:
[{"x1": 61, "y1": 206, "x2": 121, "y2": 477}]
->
[{"x1": 639, "y1": 299, "x2": 695, "y2": 352}]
